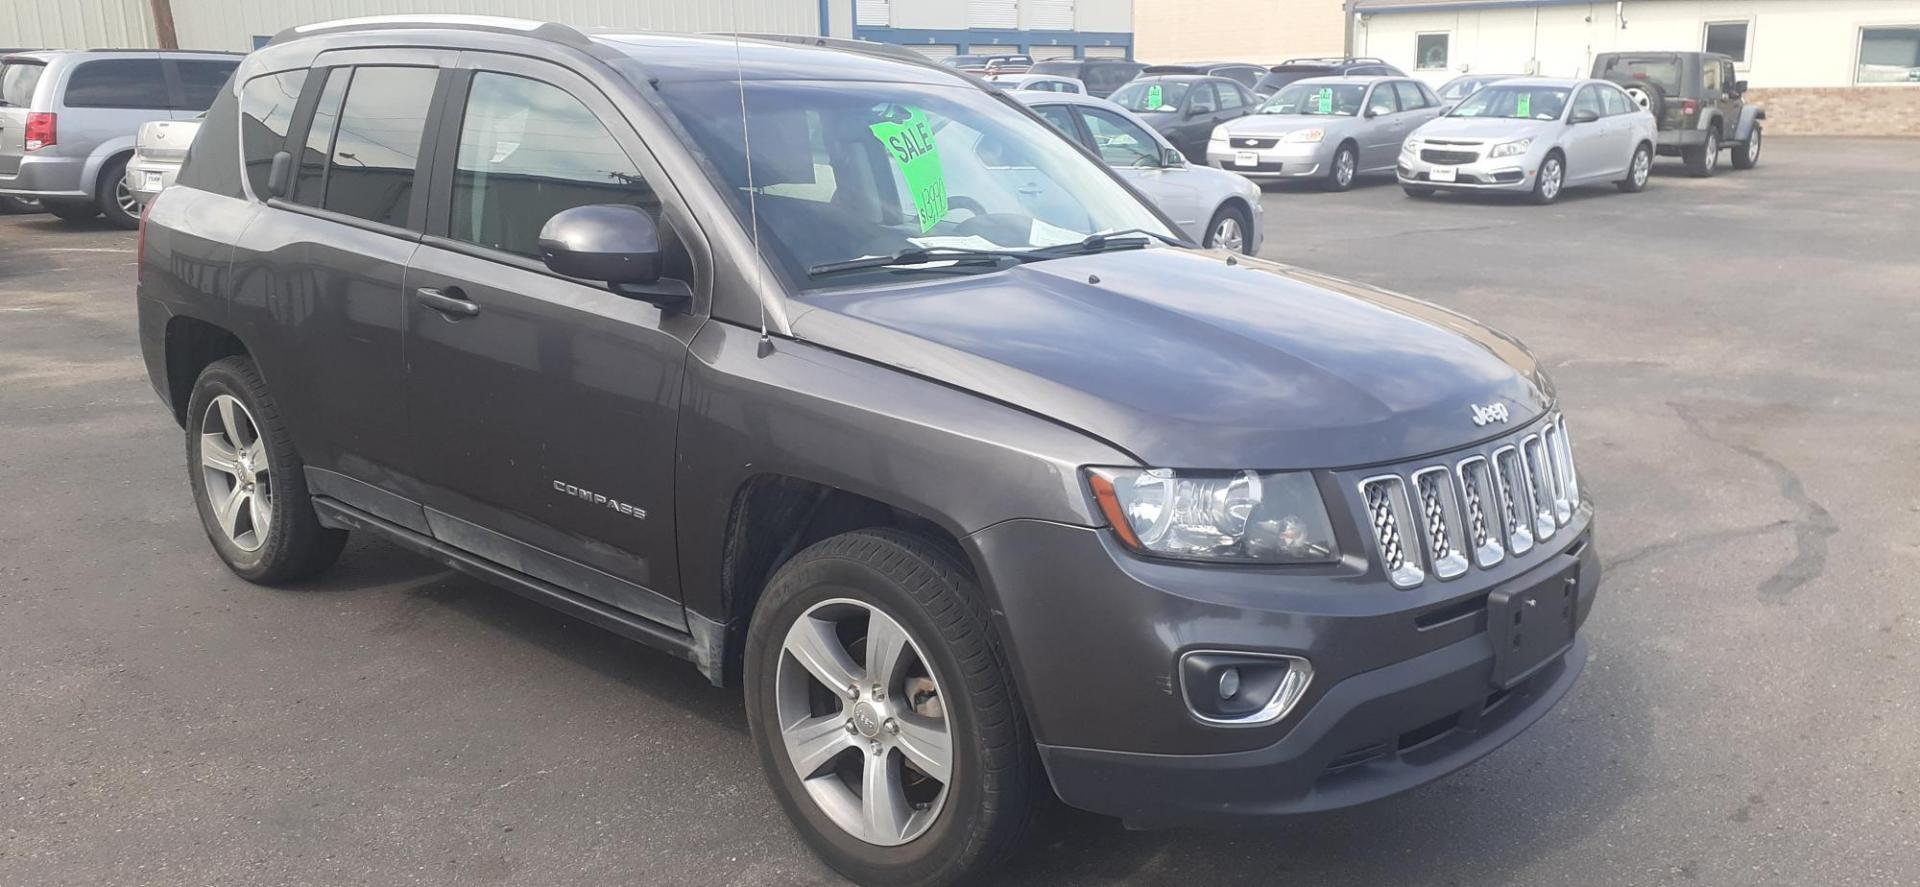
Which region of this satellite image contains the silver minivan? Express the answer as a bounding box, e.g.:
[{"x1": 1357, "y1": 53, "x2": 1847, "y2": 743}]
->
[{"x1": 0, "y1": 50, "x2": 239, "y2": 227}]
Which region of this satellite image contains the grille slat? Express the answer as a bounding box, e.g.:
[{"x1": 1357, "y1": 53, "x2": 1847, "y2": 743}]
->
[
  {"x1": 1360, "y1": 476, "x2": 1425, "y2": 588},
  {"x1": 1420, "y1": 148, "x2": 1479, "y2": 165}
]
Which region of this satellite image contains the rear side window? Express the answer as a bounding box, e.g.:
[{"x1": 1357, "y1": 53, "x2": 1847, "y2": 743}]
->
[
  {"x1": 239, "y1": 69, "x2": 306, "y2": 199},
  {"x1": 1600, "y1": 86, "x2": 1632, "y2": 116},
  {"x1": 174, "y1": 60, "x2": 238, "y2": 110},
  {"x1": 64, "y1": 58, "x2": 170, "y2": 109},
  {"x1": 447, "y1": 72, "x2": 656, "y2": 257},
  {"x1": 1, "y1": 61, "x2": 44, "y2": 107},
  {"x1": 313, "y1": 66, "x2": 437, "y2": 227},
  {"x1": 1392, "y1": 81, "x2": 1429, "y2": 110},
  {"x1": 293, "y1": 70, "x2": 348, "y2": 206},
  {"x1": 1030, "y1": 103, "x2": 1079, "y2": 139}
]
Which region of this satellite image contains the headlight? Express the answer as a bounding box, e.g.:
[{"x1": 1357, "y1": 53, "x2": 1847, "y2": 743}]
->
[
  {"x1": 1209, "y1": 126, "x2": 1229, "y2": 144},
  {"x1": 1402, "y1": 137, "x2": 1421, "y2": 153},
  {"x1": 1489, "y1": 138, "x2": 1533, "y2": 158},
  {"x1": 1087, "y1": 468, "x2": 1339, "y2": 563},
  {"x1": 1282, "y1": 128, "x2": 1324, "y2": 144}
]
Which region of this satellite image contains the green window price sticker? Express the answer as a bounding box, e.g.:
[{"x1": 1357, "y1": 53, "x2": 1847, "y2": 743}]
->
[
  {"x1": 1315, "y1": 88, "x2": 1333, "y2": 113},
  {"x1": 1516, "y1": 93, "x2": 1532, "y2": 118},
  {"x1": 870, "y1": 107, "x2": 949, "y2": 233},
  {"x1": 1146, "y1": 84, "x2": 1163, "y2": 109}
]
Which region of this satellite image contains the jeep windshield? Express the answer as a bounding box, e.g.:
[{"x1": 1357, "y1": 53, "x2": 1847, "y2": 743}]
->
[
  {"x1": 658, "y1": 80, "x2": 1173, "y2": 289},
  {"x1": 1448, "y1": 85, "x2": 1571, "y2": 120},
  {"x1": 1259, "y1": 82, "x2": 1365, "y2": 116},
  {"x1": 1596, "y1": 56, "x2": 1682, "y2": 94}
]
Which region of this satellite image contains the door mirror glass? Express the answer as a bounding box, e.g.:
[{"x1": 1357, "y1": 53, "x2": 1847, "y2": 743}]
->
[
  {"x1": 1161, "y1": 146, "x2": 1185, "y2": 167},
  {"x1": 538, "y1": 204, "x2": 663, "y2": 286},
  {"x1": 1570, "y1": 109, "x2": 1600, "y2": 124}
]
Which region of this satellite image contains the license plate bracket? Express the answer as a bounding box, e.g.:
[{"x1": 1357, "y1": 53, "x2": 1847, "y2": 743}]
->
[
  {"x1": 142, "y1": 171, "x2": 164, "y2": 190},
  {"x1": 1235, "y1": 151, "x2": 1260, "y2": 167},
  {"x1": 1487, "y1": 563, "x2": 1578, "y2": 689},
  {"x1": 1430, "y1": 166, "x2": 1458, "y2": 183}
]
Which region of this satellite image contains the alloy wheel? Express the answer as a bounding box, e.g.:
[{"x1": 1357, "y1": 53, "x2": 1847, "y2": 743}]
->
[
  {"x1": 115, "y1": 179, "x2": 140, "y2": 220},
  {"x1": 1705, "y1": 132, "x2": 1719, "y2": 171},
  {"x1": 1540, "y1": 158, "x2": 1563, "y2": 200},
  {"x1": 1747, "y1": 128, "x2": 1761, "y2": 162},
  {"x1": 1212, "y1": 216, "x2": 1244, "y2": 252},
  {"x1": 1336, "y1": 150, "x2": 1355, "y2": 187},
  {"x1": 199, "y1": 394, "x2": 272, "y2": 552},
  {"x1": 776, "y1": 598, "x2": 952, "y2": 847},
  {"x1": 1632, "y1": 148, "x2": 1650, "y2": 187}
]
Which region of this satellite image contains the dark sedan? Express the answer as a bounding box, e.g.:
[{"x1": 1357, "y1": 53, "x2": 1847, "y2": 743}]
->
[{"x1": 1106, "y1": 74, "x2": 1257, "y2": 162}]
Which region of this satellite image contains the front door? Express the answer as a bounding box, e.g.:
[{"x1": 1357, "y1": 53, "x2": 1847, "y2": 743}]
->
[
  {"x1": 1359, "y1": 82, "x2": 1404, "y2": 170},
  {"x1": 1563, "y1": 86, "x2": 1613, "y2": 182},
  {"x1": 403, "y1": 53, "x2": 707, "y2": 628},
  {"x1": 1079, "y1": 107, "x2": 1206, "y2": 235}
]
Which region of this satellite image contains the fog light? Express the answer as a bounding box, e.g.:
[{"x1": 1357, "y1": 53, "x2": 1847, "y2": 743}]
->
[{"x1": 1217, "y1": 667, "x2": 1241, "y2": 700}]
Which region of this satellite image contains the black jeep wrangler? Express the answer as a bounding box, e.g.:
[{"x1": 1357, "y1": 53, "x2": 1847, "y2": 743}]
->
[{"x1": 1592, "y1": 51, "x2": 1764, "y2": 177}]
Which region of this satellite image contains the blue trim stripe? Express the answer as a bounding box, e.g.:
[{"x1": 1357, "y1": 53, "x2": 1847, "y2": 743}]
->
[{"x1": 854, "y1": 26, "x2": 1132, "y2": 58}]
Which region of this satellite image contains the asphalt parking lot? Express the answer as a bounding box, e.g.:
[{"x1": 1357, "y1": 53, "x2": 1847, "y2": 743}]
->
[{"x1": 3, "y1": 136, "x2": 1917, "y2": 886}]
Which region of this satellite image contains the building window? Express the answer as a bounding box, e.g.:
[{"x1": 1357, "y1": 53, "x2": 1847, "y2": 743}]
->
[
  {"x1": 1703, "y1": 20, "x2": 1751, "y2": 65},
  {"x1": 1857, "y1": 26, "x2": 1920, "y2": 84},
  {"x1": 1416, "y1": 33, "x2": 1449, "y2": 71}
]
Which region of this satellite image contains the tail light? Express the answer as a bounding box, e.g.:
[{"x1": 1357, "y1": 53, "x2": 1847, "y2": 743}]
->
[
  {"x1": 1681, "y1": 99, "x2": 1698, "y2": 117},
  {"x1": 24, "y1": 112, "x2": 56, "y2": 151}
]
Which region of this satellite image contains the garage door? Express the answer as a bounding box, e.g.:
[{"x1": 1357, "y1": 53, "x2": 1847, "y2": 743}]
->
[
  {"x1": 855, "y1": 0, "x2": 889, "y2": 27},
  {"x1": 1030, "y1": 45, "x2": 1075, "y2": 60},
  {"x1": 1029, "y1": 0, "x2": 1074, "y2": 31},
  {"x1": 969, "y1": 0, "x2": 1018, "y2": 29},
  {"x1": 1083, "y1": 45, "x2": 1129, "y2": 59},
  {"x1": 908, "y1": 44, "x2": 959, "y2": 60}
]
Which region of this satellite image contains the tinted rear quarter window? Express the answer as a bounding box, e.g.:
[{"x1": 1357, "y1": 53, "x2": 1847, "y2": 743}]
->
[
  {"x1": 64, "y1": 58, "x2": 170, "y2": 109},
  {"x1": 239, "y1": 69, "x2": 306, "y2": 199},
  {"x1": 1, "y1": 61, "x2": 44, "y2": 107},
  {"x1": 174, "y1": 60, "x2": 238, "y2": 110},
  {"x1": 317, "y1": 66, "x2": 437, "y2": 227}
]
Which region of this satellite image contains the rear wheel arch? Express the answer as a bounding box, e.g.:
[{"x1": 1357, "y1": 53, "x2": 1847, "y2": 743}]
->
[{"x1": 164, "y1": 316, "x2": 252, "y2": 427}]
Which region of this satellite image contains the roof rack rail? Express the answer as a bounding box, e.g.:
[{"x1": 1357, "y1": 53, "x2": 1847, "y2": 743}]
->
[
  {"x1": 268, "y1": 14, "x2": 591, "y2": 49},
  {"x1": 711, "y1": 33, "x2": 934, "y2": 66},
  {"x1": 77, "y1": 47, "x2": 244, "y2": 55},
  {"x1": 1279, "y1": 56, "x2": 1386, "y2": 65}
]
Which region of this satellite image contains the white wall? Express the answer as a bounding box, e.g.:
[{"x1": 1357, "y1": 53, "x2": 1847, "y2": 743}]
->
[{"x1": 1358, "y1": 0, "x2": 1920, "y2": 88}]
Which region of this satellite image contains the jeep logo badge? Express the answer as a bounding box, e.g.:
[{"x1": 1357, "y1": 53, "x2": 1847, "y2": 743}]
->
[{"x1": 1470, "y1": 402, "x2": 1510, "y2": 427}]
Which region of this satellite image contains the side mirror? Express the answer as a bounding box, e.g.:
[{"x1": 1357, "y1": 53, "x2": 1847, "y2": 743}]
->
[
  {"x1": 538, "y1": 204, "x2": 689, "y2": 311},
  {"x1": 1160, "y1": 146, "x2": 1185, "y2": 167},
  {"x1": 266, "y1": 150, "x2": 292, "y2": 198},
  {"x1": 1733, "y1": 79, "x2": 1749, "y2": 94},
  {"x1": 1363, "y1": 108, "x2": 1377, "y2": 118},
  {"x1": 1570, "y1": 110, "x2": 1600, "y2": 124},
  {"x1": 1185, "y1": 105, "x2": 1208, "y2": 118}
]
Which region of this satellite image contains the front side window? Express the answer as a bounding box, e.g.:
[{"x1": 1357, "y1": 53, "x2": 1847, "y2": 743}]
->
[
  {"x1": 238, "y1": 69, "x2": 306, "y2": 200},
  {"x1": 63, "y1": 59, "x2": 169, "y2": 109},
  {"x1": 1704, "y1": 21, "x2": 1750, "y2": 64},
  {"x1": 656, "y1": 79, "x2": 1172, "y2": 290},
  {"x1": 1571, "y1": 87, "x2": 1604, "y2": 119},
  {"x1": 1216, "y1": 82, "x2": 1245, "y2": 109},
  {"x1": 449, "y1": 72, "x2": 656, "y2": 257},
  {"x1": 1417, "y1": 33, "x2": 1450, "y2": 70},
  {"x1": 1857, "y1": 26, "x2": 1920, "y2": 84},
  {"x1": 1449, "y1": 85, "x2": 1571, "y2": 120},
  {"x1": 175, "y1": 60, "x2": 238, "y2": 110},
  {"x1": 1366, "y1": 84, "x2": 1399, "y2": 116},
  {"x1": 316, "y1": 66, "x2": 437, "y2": 227},
  {"x1": 1260, "y1": 82, "x2": 1365, "y2": 116},
  {"x1": 1110, "y1": 79, "x2": 1189, "y2": 112},
  {"x1": 1079, "y1": 107, "x2": 1160, "y2": 167}
]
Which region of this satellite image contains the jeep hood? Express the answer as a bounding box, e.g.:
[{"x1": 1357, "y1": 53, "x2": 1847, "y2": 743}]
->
[{"x1": 788, "y1": 249, "x2": 1551, "y2": 470}]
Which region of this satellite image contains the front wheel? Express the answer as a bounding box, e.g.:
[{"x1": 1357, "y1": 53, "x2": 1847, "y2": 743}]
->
[
  {"x1": 1732, "y1": 125, "x2": 1762, "y2": 170},
  {"x1": 185, "y1": 356, "x2": 347, "y2": 583},
  {"x1": 1203, "y1": 203, "x2": 1250, "y2": 253},
  {"x1": 1322, "y1": 143, "x2": 1358, "y2": 192},
  {"x1": 746, "y1": 529, "x2": 1041, "y2": 887},
  {"x1": 1616, "y1": 143, "x2": 1652, "y2": 193},
  {"x1": 1531, "y1": 152, "x2": 1566, "y2": 205}
]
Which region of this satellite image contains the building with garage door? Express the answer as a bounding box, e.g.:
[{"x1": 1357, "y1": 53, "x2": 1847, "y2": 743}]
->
[
  {"x1": 1351, "y1": 0, "x2": 1920, "y2": 135},
  {"x1": 1, "y1": 0, "x2": 1131, "y2": 60}
]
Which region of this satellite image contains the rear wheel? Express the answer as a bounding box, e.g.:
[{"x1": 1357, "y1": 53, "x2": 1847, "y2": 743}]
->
[
  {"x1": 1530, "y1": 152, "x2": 1565, "y2": 205},
  {"x1": 1684, "y1": 126, "x2": 1720, "y2": 177},
  {"x1": 746, "y1": 529, "x2": 1041, "y2": 887},
  {"x1": 1203, "y1": 203, "x2": 1250, "y2": 253},
  {"x1": 1616, "y1": 143, "x2": 1652, "y2": 193},
  {"x1": 1732, "y1": 124, "x2": 1762, "y2": 170},
  {"x1": 1323, "y1": 142, "x2": 1357, "y2": 192},
  {"x1": 96, "y1": 155, "x2": 140, "y2": 229},
  {"x1": 42, "y1": 199, "x2": 99, "y2": 222}
]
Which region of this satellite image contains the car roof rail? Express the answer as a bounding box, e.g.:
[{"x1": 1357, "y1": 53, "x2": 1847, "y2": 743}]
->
[
  {"x1": 268, "y1": 14, "x2": 592, "y2": 49},
  {"x1": 713, "y1": 33, "x2": 949, "y2": 68}
]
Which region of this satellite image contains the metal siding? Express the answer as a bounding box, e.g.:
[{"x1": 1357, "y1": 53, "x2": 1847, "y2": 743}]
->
[
  {"x1": 0, "y1": 0, "x2": 159, "y2": 49},
  {"x1": 969, "y1": 0, "x2": 1018, "y2": 30},
  {"x1": 1028, "y1": 0, "x2": 1075, "y2": 32}
]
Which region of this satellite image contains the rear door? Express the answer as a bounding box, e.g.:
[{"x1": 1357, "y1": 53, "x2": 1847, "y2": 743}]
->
[
  {"x1": 0, "y1": 58, "x2": 43, "y2": 175},
  {"x1": 402, "y1": 51, "x2": 708, "y2": 628}
]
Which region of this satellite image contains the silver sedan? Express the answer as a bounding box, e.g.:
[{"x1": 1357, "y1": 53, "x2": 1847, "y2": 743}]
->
[
  {"x1": 1397, "y1": 78, "x2": 1658, "y2": 204},
  {"x1": 1205, "y1": 75, "x2": 1444, "y2": 191},
  {"x1": 1017, "y1": 91, "x2": 1265, "y2": 253}
]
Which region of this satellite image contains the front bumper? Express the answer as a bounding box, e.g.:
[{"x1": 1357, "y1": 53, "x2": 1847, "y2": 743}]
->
[
  {"x1": 1206, "y1": 139, "x2": 1333, "y2": 180},
  {"x1": 1397, "y1": 146, "x2": 1541, "y2": 192},
  {"x1": 0, "y1": 153, "x2": 89, "y2": 199}
]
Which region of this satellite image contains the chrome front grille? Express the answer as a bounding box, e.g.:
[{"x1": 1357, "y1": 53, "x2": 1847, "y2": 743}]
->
[{"x1": 1356, "y1": 413, "x2": 1579, "y2": 588}]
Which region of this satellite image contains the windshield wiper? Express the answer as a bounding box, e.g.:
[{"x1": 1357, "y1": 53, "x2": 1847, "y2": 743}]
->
[
  {"x1": 807, "y1": 246, "x2": 1042, "y2": 277},
  {"x1": 1039, "y1": 228, "x2": 1191, "y2": 255}
]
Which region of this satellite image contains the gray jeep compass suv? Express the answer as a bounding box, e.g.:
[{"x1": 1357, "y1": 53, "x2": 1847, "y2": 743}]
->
[{"x1": 137, "y1": 17, "x2": 1600, "y2": 887}]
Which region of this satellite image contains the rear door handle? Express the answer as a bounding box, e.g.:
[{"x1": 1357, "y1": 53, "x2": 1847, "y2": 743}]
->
[{"x1": 415, "y1": 286, "x2": 479, "y2": 317}]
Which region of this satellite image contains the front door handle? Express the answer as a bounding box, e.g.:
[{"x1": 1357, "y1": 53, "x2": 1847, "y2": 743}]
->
[{"x1": 416, "y1": 286, "x2": 479, "y2": 317}]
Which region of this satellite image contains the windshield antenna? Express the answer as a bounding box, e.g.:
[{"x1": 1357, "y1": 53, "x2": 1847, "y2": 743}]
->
[{"x1": 729, "y1": 0, "x2": 773, "y2": 357}]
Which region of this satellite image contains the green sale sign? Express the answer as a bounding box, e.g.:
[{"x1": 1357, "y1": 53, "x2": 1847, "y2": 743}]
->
[{"x1": 869, "y1": 107, "x2": 949, "y2": 233}]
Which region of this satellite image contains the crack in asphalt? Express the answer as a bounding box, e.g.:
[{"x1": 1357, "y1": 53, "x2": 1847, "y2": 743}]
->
[{"x1": 1667, "y1": 402, "x2": 1839, "y2": 598}]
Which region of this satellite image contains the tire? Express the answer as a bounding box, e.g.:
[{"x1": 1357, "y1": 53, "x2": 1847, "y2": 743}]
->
[
  {"x1": 1530, "y1": 151, "x2": 1566, "y2": 205},
  {"x1": 0, "y1": 195, "x2": 42, "y2": 215},
  {"x1": 1684, "y1": 126, "x2": 1720, "y2": 177},
  {"x1": 745, "y1": 529, "x2": 1041, "y2": 887},
  {"x1": 1322, "y1": 142, "x2": 1358, "y2": 192},
  {"x1": 1621, "y1": 82, "x2": 1665, "y2": 120},
  {"x1": 1202, "y1": 203, "x2": 1250, "y2": 253},
  {"x1": 96, "y1": 155, "x2": 140, "y2": 229},
  {"x1": 1616, "y1": 142, "x2": 1652, "y2": 193},
  {"x1": 1732, "y1": 124, "x2": 1762, "y2": 170},
  {"x1": 42, "y1": 199, "x2": 100, "y2": 222},
  {"x1": 185, "y1": 356, "x2": 347, "y2": 584},
  {"x1": 1402, "y1": 184, "x2": 1435, "y2": 198}
]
